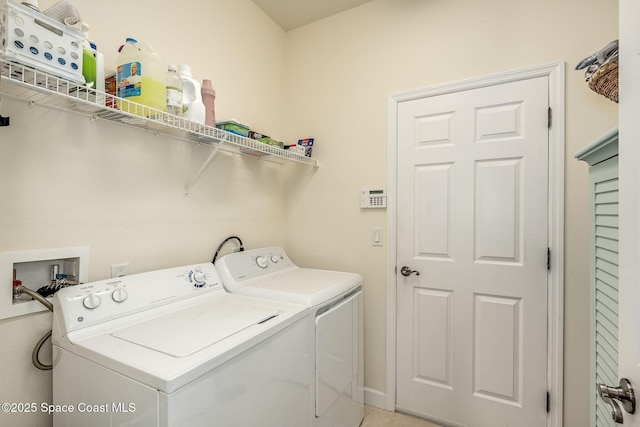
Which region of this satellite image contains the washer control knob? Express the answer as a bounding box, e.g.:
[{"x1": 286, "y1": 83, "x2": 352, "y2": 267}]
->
[
  {"x1": 256, "y1": 256, "x2": 268, "y2": 268},
  {"x1": 192, "y1": 271, "x2": 206, "y2": 287},
  {"x1": 82, "y1": 293, "x2": 101, "y2": 310},
  {"x1": 111, "y1": 288, "x2": 128, "y2": 303},
  {"x1": 270, "y1": 255, "x2": 279, "y2": 264}
]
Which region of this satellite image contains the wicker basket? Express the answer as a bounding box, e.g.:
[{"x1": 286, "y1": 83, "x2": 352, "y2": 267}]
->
[{"x1": 588, "y1": 61, "x2": 619, "y2": 103}]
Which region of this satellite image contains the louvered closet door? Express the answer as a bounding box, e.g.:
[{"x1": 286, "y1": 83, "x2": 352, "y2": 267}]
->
[{"x1": 591, "y1": 155, "x2": 619, "y2": 427}]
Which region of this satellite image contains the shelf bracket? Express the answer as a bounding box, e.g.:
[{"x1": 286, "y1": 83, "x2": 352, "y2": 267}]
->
[{"x1": 184, "y1": 143, "x2": 222, "y2": 196}]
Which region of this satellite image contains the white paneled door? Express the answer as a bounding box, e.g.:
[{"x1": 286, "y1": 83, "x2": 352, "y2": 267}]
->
[{"x1": 395, "y1": 76, "x2": 550, "y2": 426}]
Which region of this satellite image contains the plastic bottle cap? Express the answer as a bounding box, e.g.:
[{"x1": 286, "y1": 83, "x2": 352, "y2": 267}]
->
[
  {"x1": 178, "y1": 64, "x2": 192, "y2": 76},
  {"x1": 168, "y1": 64, "x2": 177, "y2": 72}
]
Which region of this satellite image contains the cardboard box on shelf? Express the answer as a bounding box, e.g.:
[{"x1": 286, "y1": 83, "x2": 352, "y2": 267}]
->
[{"x1": 297, "y1": 138, "x2": 314, "y2": 157}]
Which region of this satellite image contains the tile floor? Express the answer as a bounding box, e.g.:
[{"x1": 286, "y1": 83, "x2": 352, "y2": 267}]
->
[{"x1": 361, "y1": 405, "x2": 441, "y2": 427}]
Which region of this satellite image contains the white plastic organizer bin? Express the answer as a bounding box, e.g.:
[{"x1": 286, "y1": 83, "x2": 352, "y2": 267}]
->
[{"x1": 0, "y1": 0, "x2": 84, "y2": 83}]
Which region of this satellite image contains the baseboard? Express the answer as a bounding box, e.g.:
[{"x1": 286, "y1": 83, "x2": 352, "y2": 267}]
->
[{"x1": 364, "y1": 387, "x2": 386, "y2": 409}]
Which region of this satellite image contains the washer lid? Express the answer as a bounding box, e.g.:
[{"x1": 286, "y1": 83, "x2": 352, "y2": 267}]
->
[
  {"x1": 112, "y1": 299, "x2": 279, "y2": 357},
  {"x1": 227, "y1": 268, "x2": 363, "y2": 307},
  {"x1": 59, "y1": 292, "x2": 308, "y2": 394}
]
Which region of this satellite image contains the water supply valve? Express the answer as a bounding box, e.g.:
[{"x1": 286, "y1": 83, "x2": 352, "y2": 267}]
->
[{"x1": 0, "y1": 94, "x2": 9, "y2": 126}]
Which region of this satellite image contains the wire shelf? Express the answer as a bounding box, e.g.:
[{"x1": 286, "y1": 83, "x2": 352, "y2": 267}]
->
[{"x1": 0, "y1": 59, "x2": 320, "y2": 167}]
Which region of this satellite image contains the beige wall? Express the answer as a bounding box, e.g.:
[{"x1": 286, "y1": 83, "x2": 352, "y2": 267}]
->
[
  {"x1": 0, "y1": 1, "x2": 290, "y2": 426},
  {"x1": 0, "y1": 0, "x2": 618, "y2": 426},
  {"x1": 282, "y1": 1, "x2": 618, "y2": 426}
]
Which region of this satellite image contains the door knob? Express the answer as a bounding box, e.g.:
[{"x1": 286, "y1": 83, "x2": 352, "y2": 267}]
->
[
  {"x1": 598, "y1": 378, "x2": 636, "y2": 424},
  {"x1": 400, "y1": 266, "x2": 420, "y2": 277}
]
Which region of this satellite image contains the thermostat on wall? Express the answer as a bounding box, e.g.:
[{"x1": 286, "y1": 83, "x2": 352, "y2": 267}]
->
[{"x1": 360, "y1": 189, "x2": 387, "y2": 209}]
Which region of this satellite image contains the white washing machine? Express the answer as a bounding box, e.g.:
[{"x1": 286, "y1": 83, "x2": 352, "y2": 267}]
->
[
  {"x1": 51, "y1": 262, "x2": 310, "y2": 427},
  {"x1": 215, "y1": 247, "x2": 364, "y2": 427}
]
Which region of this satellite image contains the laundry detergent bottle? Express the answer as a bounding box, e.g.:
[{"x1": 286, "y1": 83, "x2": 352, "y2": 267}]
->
[
  {"x1": 201, "y1": 79, "x2": 216, "y2": 127},
  {"x1": 178, "y1": 64, "x2": 205, "y2": 124},
  {"x1": 82, "y1": 40, "x2": 96, "y2": 88},
  {"x1": 116, "y1": 38, "x2": 166, "y2": 117}
]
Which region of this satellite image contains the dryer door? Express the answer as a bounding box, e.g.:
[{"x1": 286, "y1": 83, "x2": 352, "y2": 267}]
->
[{"x1": 315, "y1": 291, "x2": 362, "y2": 417}]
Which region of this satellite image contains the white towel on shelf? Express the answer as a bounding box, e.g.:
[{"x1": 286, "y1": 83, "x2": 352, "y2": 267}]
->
[
  {"x1": 575, "y1": 39, "x2": 618, "y2": 81},
  {"x1": 42, "y1": 0, "x2": 89, "y2": 34}
]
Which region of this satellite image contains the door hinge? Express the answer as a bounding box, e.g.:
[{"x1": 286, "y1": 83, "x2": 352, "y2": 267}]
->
[
  {"x1": 547, "y1": 248, "x2": 551, "y2": 270},
  {"x1": 547, "y1": 391, "x2": 551, "y2": 412},
  {"x1": 548, "y1": 107, "x2": 552, "y2": 128}
]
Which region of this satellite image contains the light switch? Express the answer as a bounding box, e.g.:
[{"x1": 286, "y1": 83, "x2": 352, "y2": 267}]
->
[{"x1": 372, "y1": 228, "x2": 383, "y2": 246}]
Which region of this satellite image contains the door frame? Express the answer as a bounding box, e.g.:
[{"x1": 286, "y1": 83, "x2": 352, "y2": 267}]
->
[{"x1": 385, "y1": 62, "x2": 565, "y2": 427}]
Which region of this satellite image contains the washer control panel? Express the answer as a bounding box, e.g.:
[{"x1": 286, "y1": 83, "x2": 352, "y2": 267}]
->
[
  {"x1": 216, "y1": 246, "x2": 296, "y2": 283},
  {"x1": 54, "y1": 263, "x2": 222, "y2": 334}
]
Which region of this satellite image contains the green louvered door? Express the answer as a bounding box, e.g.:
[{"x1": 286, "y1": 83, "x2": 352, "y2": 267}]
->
[
  {"x1": 576, "y1": 129, "x2": 619, "y2": 427},
  {"x1": 590, "y1": 145, "x2": 619, "y2": 427}
]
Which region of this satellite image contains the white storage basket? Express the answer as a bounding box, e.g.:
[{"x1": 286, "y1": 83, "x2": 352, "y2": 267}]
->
[{"x1": 0, "y1": 0, "x2": 84, "y2": 83}]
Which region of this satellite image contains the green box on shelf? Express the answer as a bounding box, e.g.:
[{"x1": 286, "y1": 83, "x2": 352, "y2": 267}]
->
[
  {"x1": 248, "y1": 130, "x2": 269, "y2": 140},
  {"x1": 249, "y1": 130, "x2": 284, "y2": 149},
  {"x1": 265, "y1": 139, "x2": 284, "y2": 149},
  {"x1": 216, "y1": 120, "x2": 250, "y2": 137}
]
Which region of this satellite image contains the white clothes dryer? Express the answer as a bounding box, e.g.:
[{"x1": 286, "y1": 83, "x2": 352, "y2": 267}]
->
[
  {"x1": 216, "y1": 247, "x2": 364, "y2": 427},
  {"x1": 51, "y1": 262, "x2": 310, "y2": 427}
]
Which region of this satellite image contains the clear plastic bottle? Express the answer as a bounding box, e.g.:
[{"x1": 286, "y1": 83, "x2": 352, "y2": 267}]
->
[{"x1": 166, "y1": 64, "x2": 183, "y2": 117}]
